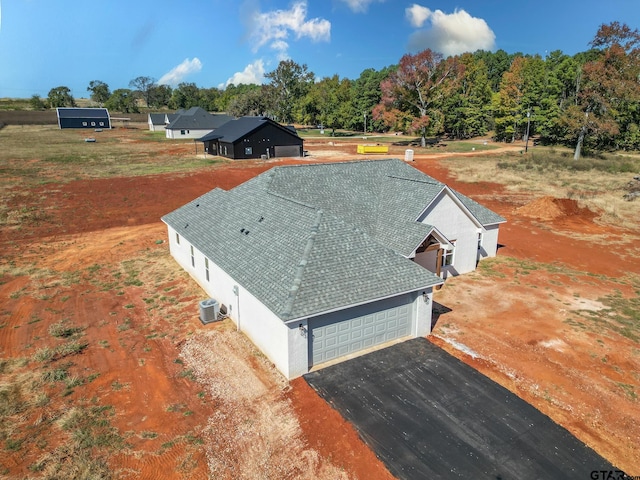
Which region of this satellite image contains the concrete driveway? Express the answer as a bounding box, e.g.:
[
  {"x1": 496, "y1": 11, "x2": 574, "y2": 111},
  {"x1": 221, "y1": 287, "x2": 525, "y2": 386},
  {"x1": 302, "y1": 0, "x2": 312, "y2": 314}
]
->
[{"x1": 304, "y1": 338, "x2": 619, "y2": 479}]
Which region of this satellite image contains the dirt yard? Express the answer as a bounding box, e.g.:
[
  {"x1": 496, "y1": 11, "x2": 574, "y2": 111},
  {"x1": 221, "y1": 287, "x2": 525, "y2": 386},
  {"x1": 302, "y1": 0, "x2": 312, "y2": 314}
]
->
[{"x1": 0, "y1": 125, "x2": 638, "y2": 478}]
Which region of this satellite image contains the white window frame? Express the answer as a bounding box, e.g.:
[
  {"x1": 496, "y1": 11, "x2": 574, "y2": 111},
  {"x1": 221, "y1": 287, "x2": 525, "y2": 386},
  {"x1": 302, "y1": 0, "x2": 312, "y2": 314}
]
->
[
  {"x1": 443, "y1": 241, "x2": 456, "y2": 266},
  {"x1": 176, "y1": 232, "x2": 180, "y2": 244},
  {"x1": 190, "y1": 245, "x2": 195, "y2": 267},
  {"x1": 205, "y1": 257, "x2": 210, "y2": 282}
]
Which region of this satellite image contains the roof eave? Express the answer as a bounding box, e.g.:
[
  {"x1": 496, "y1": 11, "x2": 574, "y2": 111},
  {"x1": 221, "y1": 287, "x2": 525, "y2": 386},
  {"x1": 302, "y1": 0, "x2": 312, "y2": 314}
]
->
[{"x1": 281, "y1": 280, "x2": 443, "y2": 325}]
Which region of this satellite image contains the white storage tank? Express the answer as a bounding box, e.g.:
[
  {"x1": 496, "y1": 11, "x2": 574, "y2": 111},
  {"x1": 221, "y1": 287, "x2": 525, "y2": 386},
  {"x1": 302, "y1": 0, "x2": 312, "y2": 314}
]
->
[{"x1": 405, "y1": 149, "x2": 414, "y2": 162}]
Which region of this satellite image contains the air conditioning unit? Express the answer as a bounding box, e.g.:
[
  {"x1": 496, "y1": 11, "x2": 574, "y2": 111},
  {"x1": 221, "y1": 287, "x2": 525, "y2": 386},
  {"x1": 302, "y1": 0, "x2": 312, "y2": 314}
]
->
[{"x1": 199, "y1": 298, "x2": 220, "y2": 324}]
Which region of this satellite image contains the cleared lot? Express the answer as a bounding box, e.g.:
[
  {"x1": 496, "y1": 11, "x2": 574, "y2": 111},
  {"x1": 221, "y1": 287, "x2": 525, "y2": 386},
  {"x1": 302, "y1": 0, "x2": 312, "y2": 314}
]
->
[{"x1": 305, "y1": 338, "x2": 620, "y2": 479}]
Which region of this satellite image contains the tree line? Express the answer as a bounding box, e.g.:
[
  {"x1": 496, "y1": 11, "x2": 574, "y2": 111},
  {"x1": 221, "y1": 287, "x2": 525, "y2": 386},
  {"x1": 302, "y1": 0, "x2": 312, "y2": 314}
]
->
[{"x1": 31, "y1": 22, "x2": 639, "y2": 159}]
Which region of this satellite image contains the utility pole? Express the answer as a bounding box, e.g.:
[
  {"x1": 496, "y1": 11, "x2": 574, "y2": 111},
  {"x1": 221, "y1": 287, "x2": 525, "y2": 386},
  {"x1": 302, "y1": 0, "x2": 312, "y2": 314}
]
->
[{"x1": 525, "y1": 109, "x2": 531, "y2": 153}]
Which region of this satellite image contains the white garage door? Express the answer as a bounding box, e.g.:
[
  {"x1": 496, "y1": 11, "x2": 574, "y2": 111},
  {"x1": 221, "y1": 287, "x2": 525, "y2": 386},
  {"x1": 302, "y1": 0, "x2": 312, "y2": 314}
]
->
[{"x1": 309, "y1": 295, "x2": 414, "y2": 366}]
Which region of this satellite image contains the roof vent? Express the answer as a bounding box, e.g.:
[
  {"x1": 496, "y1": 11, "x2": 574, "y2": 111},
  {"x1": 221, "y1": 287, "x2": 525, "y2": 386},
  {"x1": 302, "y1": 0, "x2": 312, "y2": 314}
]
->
[{"x1": 240, "y1": 228, "x2": 245, "y2": 233}]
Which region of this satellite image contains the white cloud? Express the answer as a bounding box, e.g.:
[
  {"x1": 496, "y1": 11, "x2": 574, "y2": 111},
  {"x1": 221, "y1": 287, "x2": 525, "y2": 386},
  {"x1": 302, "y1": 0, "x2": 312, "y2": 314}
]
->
[
  {"x1": 220, "y1": 59, "x2": 266, "y2": 88},
  {"x1": 339, "y1": 0, "x2": 385, "y2": 13},
  {"x1": 158, "y1": 58, "x2": 203, "y2": 86},
  {"x1": 248, "y1": 1, "x2": 330, "y2": 55},
  {"x1": 406, "y1": 4, "x2": 431, "y2": 28},
  {"x1": 405, "y1": 5, "x2": 496, "y2": 56}
]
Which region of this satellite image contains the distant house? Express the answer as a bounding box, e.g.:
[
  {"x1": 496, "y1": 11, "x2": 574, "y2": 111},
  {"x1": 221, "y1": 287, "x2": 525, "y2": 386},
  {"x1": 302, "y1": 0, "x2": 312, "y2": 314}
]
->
[
  {"x1": 162, "y1": 159, "x2": 505, "y2": 378},
  {"x1": 148, "y1": 113, "x2": 167, "y2": 131},
  {"x1": 197, "y1": 116, "x2": 303, "y2": 159},
  {"x1": 164, "y1": 107, "x2": 232, "y2": 139},
  {"x1": 57, "y1": 108, "x2": 111, "y2": 129}
]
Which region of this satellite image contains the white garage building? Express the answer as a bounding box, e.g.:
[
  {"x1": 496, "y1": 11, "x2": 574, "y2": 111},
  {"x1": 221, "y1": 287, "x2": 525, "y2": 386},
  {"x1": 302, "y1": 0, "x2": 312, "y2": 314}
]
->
[{"x1": 162, "y1": 159, "x2": 505, "y2": 379}]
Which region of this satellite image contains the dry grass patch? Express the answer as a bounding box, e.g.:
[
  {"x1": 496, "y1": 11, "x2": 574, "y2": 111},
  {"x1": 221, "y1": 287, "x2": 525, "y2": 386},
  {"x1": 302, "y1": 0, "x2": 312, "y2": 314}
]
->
[
  {"x1": 441, "y1": 150, "x2": 640, "y2": 229},
  {"x1": 180, "y1": 327, "x2": 349, "y2": 480}
]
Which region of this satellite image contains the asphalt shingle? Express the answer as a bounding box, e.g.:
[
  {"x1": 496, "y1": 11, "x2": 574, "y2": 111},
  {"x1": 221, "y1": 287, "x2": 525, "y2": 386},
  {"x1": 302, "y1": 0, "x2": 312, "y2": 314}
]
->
[{"x1": 162, "y1": 159, "x2": 503, "y2": 322}]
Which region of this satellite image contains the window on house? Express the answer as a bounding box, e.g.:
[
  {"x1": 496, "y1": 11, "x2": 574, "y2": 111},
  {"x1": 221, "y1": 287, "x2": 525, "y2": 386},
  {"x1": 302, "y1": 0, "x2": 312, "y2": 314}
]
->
[
  {"x1": 82, "y1": 122, "x2": 88, "y2": 126},
  {"x1": 99, "y1": 122, "x2": 104, "y2": 126},
  {"x1": 91, "y1": 122, "x2": 96, "y2": 126},
  {"x1": 181, "y1": 129, "x2": 186, "y2": 135},
  {"x1": 477, "y1": 232, "x2": 482, "y2": 250},
  {"x1": 190, "y1": 246, "x2": 195, "y2": 267},
  {"x1": 443, "y1": 241, "x2": 456, "y2": 266},
  {"x1": 205, "y1": 257, "x2": 210, "y2": 282},
  {"x1": 245, "y1": 147, "x2": 253, "y2": 155},
  {"x1": 176, "y1": 232, "x2": 180, "y2": 244}
]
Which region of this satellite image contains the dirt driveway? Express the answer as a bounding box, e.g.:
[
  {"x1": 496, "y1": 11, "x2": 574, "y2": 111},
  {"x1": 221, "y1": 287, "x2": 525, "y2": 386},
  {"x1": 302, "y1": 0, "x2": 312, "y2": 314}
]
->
[{"x1": 1, "y1": 129, "x2": 638, "y2": 477}]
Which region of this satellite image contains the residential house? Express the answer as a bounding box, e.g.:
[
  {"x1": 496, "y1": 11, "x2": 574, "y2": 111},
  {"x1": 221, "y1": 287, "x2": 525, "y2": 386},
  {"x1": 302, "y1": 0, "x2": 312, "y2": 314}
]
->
[
  {"x1": 164, "y1": 107, "x2": 232, "y2": 139},
  {"x1": 162, "y1": 159, "x2": 506, "y2": 379}
]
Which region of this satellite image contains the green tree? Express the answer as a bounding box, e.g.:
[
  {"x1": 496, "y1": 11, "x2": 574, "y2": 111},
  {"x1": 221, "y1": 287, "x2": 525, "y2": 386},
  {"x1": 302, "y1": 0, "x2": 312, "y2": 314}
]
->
[
  {"x1": 105, "y1": 89, "x2": 139, "y2": 113},
  {"x1": 264, "y1": 60, "x2": 314, "y2": 123},
  {"x1": 227, "y1": 85, "x2": 270, "y2": 117},
  {"x1": 87, "y1": 80, "x2": 111, "y2": 106},
  {"x1": 443, "y1": 53, "x2": 492, "y2": 139},
  {"x1": 303, "y1": 75, "x2": 353, "y2": 134},
  {"x1": 47, "y1": 86, "x2": 75, "y2": 108},
  {"x1": 536, "y1": 51, "x2": 580, "y2": 144},
  {"x1": 350, "y1": 67, "x2": 392, "y2": 132},
  {"x1": 473, "y1": 49, "x2": 514, "y2": 92},
  {"x1": 200, "y1": 87, "x2": 224, "y2": 112},
  {"x1": 148, "y1": 84, "x2": 172, "y2": 109},
  {"x1": 29, "y1": 94, "x2": 46, "y2": 111},
  {"x1": 129, "y1": 76, "x2": 156, "y2": 107},
  {"x1": 169, "y1": 83, "x2": 201, "y2": 110},
  {"x1": 494, "y1": 54, "x2": 550, "y2": 142},
  {"x1": 374, "y1": 49, "x2": 462, "y2": 146}
]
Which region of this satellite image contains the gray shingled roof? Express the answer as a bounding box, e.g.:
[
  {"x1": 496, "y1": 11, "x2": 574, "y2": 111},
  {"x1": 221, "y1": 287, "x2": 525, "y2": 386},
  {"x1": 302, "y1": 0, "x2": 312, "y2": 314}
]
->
[
  {"x1": 162, "y1": 159, "x2": 504, "y2": 322},
  {"x1": 149, "y1": 113, "x2": 165, "y2": 125},
  {"x1": 166, "y1": 107, "x2": 232, "y2": 130}
]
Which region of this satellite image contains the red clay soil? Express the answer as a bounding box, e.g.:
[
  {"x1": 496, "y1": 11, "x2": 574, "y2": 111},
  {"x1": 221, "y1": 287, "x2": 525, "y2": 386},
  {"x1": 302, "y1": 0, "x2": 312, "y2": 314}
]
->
[
  {"x1": 411, "y1": 158, "x2": 640, "y2": 278},
  {"x1": 2, "y1": 153, "x2": 639, "y2": 477},
  {"x1": 288, "y1": 378, "x2": 395, "y2": 480}
]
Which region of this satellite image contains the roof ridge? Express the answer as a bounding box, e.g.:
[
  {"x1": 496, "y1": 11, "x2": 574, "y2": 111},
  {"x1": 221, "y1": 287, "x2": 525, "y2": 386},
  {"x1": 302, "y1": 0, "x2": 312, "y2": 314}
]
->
[
  {"x1": 386, "y1": 174, "x2": 443, "y2": 185},
  {"x1": 281, "y1": 209, "x2": 324, "y2": 319},
  {"x1": 272, "y1": 158, "x2": 400, "y2": 170}
]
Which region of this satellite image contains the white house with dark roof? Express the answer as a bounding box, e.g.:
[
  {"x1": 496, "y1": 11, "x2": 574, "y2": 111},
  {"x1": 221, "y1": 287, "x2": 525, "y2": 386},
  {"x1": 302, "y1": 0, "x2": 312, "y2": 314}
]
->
[
  {"x1": 163, "y1": 107, "x2": 233, "y2": 139},
  {"x1": 162, "y1": 159, "x2": 506, "y2": 379}
]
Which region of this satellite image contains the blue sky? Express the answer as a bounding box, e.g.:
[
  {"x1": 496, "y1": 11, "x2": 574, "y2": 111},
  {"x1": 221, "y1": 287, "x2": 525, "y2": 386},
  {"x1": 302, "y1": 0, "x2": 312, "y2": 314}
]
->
[{"x1": 0, "y1": 0, "x2": 636, "y2": 98}]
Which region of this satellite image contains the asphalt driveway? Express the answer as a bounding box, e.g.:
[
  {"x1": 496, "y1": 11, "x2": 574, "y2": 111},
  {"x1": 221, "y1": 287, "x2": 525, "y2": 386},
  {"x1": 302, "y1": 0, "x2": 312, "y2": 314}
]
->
[{"x1": 304, "y1": 338, "x2": 619, "y2": 479}]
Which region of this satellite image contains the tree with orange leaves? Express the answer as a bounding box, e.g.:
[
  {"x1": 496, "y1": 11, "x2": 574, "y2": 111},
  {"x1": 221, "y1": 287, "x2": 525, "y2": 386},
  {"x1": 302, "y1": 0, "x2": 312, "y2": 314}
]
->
[
  {"x1": 564, "y1": 22, "x2": 640, "y2": 159},
  {"x1": 373, "y1": 49, "x2": 462, "y2": 147}
]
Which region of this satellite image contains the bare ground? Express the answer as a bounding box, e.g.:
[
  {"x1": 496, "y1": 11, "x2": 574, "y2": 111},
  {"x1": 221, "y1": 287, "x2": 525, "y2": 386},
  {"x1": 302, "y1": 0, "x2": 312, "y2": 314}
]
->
[{"x1": 1, "y1": 126, "x2": 638, "y2": 477}]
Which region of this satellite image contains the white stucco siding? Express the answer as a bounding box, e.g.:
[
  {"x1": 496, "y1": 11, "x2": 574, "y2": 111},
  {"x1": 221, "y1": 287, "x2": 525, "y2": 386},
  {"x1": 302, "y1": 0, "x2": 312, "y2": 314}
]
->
[
  {"x1": 165, "y1": 128, "x2": 212, "y2": 140},
  {"x1": 418, "y1": 191, "x2": 480, "y2": 277},
  {"x1": 480, "y1": 224, "x2": 500, "y2": 259},
  {"x1": 165, "y1": 225, "x2": 299, "y2": 378}
]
